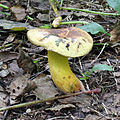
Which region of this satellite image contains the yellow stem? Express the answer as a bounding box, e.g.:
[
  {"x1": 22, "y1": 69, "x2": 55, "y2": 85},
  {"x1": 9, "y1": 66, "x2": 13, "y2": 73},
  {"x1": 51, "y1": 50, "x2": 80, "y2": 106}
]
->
[
  {"x1": 48, "y1": 51, "x2": 85, "y2": 93},
  {"x1": 49, "y1": 0, "x2": 59, "y2": 17}
]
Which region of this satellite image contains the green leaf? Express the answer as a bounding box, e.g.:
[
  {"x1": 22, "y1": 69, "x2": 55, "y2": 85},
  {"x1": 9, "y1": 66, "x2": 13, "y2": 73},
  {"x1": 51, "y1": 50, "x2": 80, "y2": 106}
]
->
[
  {"x1": 107, "y1": 0, "x2": 120, "y2": 14},
  {"x1": 78, "y1": 22, "x2": 106, "y2": 34},
  {"x1": 91, "y1": 64, "x2": 113, "y2": 72}
]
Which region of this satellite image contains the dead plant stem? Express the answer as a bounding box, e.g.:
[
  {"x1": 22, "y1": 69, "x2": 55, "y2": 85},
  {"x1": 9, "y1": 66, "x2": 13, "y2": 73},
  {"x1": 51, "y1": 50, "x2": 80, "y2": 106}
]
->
[
  {"x1": 91, "y1": 43, "x2": 107, "y2": 65},
  {"x1": 61, "y1": 7, "x2": 120, "y2": 16},
  {"x1": 0, "y1": 89, "x2": 100, "y2": 112},
  {"x1": 49, "y1": 0, "x2": 59, "y2": 16}
]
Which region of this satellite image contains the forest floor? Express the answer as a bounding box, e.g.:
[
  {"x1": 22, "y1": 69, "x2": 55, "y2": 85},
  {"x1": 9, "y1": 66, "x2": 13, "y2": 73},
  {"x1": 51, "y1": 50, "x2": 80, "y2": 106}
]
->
[{"x1": 0, "y1": 0, "x2": 120, "y2": 120}]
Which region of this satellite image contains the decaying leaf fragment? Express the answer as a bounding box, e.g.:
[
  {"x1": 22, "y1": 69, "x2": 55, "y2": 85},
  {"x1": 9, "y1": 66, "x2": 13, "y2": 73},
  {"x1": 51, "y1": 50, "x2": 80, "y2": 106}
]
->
[
  {"x1": 0, "y1": 20, "x2": 35, "y2": 30},
  {"x1": 33, "y1": 74, "x2": 59, "y2": 100},
  {"x1": 110, "y1": 22, "x2": 120, "y2": 44},
  {"x1": 10, "y1": 5, "x2": 26, "y2": 21},
  {"x1": 17, "y1": 49, "x2": 37, "y2": 74},
  {"x1": 6, "y1": 74, "x2": 36, "y2": 104}
]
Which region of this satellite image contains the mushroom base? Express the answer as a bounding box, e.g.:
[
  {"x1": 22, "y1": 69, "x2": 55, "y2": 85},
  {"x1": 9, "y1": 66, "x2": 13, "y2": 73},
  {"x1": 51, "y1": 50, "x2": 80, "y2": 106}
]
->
[{"x1": 48, "y1": 51, "x2": 85, "y2": 93}]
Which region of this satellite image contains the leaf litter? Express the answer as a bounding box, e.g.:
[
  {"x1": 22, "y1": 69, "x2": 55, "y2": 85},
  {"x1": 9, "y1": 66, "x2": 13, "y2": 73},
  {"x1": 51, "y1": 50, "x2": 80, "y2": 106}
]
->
[{"x1": 0, "y1": 0, "x2": 120, "y2": 119}]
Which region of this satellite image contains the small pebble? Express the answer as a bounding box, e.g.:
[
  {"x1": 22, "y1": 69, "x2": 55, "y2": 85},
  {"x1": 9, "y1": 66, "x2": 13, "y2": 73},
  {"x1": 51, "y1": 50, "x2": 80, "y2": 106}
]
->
[
  {"x1": 26, "y1": 108, "x2": 31, "y2": 113},
  {"x1": 0, "y1": 70, "x2": 9, "y2": 77}
]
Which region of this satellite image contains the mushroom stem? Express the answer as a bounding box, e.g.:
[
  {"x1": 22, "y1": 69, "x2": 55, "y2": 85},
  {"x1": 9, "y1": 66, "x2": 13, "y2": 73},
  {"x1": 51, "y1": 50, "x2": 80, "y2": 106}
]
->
[{"x1": 48, "y1": 51, "x2": 85, "y2": 93}]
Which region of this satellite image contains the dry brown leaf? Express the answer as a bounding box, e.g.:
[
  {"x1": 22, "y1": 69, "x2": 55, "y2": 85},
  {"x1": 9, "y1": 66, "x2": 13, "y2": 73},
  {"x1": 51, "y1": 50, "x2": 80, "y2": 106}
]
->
[
  {"x1": 10, "y1": 5, "x2": 26, "y2": 21},
  {"x1": 17, "y1": 48, "x2": 37, "y2": 74},
  {"x1": 2, "y1": 34, "x2": 16, "y2": 47},
  {"x1": 59, "y1": 94, "x2": 92, "y2": 113},
  {"x1": 0, "y1": 20, "x2": 35, "y2": 30},
  {"x1": 33, "y1": 74, "x2": 59, "y2": 100},
  {"x1": 9, "y1": 60, "x2": 24, "y2": 77},
  {"x1": 0, "y1": 51, "x2": 18, "y2": 62},
  {"x1": 110, "y1": 22, "x2": 120, "y2": 44},
  {"x1": 37, "y1": 13, "x2": 49, "y2": 22},
  {"x1": 6, "y1": 74, "x2": 36, "y2": 104}
]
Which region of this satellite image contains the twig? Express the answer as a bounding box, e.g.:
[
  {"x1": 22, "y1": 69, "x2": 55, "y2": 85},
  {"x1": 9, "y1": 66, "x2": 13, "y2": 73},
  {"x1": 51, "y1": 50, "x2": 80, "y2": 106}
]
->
[
  {"x1": 91, "y1": 43, "x2": 107, "y2": 65},
  {"x1": 0, "y1": 89, "x2": 101, "y2": 112},
  {"x1": 61, "y1": 7, "x2": 120, "y2": 16},
  {"x1": 87, "y1": 106, "x2": 110, "y2": 119},
  {"x1": 102, "y1": 102, "x2": 109, "y2": 115}
]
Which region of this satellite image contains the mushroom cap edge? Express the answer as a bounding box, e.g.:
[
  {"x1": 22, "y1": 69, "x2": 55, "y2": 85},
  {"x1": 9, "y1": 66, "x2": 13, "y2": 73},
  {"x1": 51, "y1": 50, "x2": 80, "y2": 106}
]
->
[{"x1": 27, "y1": 27, "x2": 93, "y2": 57}]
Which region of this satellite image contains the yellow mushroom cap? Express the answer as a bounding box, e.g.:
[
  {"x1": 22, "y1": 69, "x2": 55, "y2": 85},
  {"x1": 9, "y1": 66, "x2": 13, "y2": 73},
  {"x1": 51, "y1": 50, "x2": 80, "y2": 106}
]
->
[{"x1": 27, "y1": 27, "x2": 93, "y2": 57}]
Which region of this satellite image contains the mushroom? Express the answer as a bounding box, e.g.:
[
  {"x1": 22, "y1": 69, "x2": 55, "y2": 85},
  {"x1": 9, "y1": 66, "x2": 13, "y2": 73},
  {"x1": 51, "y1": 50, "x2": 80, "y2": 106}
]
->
[{"x1": 27, "y1": 27, "x2": 93, "y2": 93}]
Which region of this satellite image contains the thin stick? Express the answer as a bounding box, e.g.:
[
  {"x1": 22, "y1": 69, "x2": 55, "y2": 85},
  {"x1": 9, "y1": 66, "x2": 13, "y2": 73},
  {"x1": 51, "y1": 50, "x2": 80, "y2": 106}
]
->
[
  {"x1": 91, "y1": 43, "x2": 107, "y2": 65},
  {"x1": 0, "y1": 89, "x2": 100, "y2": 112},
  {"x1": 61, "y1": 7, "x2": 120, "y2": 16}
]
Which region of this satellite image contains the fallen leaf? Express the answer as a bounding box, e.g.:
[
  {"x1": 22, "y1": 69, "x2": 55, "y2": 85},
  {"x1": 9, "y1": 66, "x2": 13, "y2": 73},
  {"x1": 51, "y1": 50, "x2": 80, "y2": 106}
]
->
[
  {"x1": 37, "y1": 13, "x2": 49, "y2": 22},
  {"x1": 17, "y1": 48, "x2": 37, "y2": 74},
  {"x1": 6, "y1": 74, "x2": 36, "y2": 104},
  {"x1": 9, "y1": 60, "x2": 24, "y2": 77},
  {"x1": 59, "y1": 94, "x2": 92, "y2": 113},
  {"x1": 0, "y1": 19, "x2": 35, "y2": 30},
  {"x1": 10, "y1": 5, "x2": 26, "y2": 21},
  {"x1": 30, "y1": 0, "x2": 50, "y2": 13},
  {"x1": 110, "y1": 22, "x2": 120, "y2": 44},
  {"x1": 0, "y1": 51, "x2": 18, "y2": 62},
  {"x1": 2, "y1": 34, "x2": 16, "y2": 47},
  {"x1": 33, "y1": 74, "x2": 59, "y2": 100}
]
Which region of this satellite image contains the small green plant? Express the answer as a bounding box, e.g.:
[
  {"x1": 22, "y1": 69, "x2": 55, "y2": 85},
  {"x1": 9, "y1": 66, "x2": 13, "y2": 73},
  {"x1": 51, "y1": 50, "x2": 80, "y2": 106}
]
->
[{"x1": 80, "y1": 64, "x2": 113, "y2": 80}]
